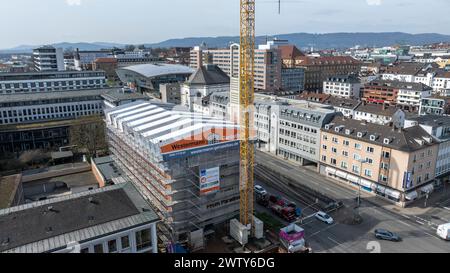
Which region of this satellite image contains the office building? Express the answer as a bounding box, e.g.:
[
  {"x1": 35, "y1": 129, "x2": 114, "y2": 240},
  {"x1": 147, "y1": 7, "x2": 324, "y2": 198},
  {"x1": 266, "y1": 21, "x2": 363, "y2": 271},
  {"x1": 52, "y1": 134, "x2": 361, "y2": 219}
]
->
[
  {"x1": 419, "y1": 95, "x2": 450, "y2": 116},
  {"x1": 0, "y1": 70, "x2": 107, "y2": 95},
  {"x1": 33, "y1": 46, "x2": 64, "y2": 72}
]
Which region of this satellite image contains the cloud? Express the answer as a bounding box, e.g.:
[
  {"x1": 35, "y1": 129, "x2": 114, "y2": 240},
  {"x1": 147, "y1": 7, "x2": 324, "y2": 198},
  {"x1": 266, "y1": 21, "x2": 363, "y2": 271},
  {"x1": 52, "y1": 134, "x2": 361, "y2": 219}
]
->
[
  {"x1": 366, "y1": 0, "x2": 383, "y2": 5},
  {"x1": 66, "y1": 0, "x2": 82, "y2": 6}
]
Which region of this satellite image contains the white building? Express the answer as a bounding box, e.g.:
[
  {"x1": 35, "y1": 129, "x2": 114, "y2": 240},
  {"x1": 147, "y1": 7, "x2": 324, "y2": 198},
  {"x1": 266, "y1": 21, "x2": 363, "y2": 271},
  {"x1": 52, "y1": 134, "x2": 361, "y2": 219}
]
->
[
  {"x1": 0, "y1": 89, "x2": 108, "y2": 125},
  {"x1": 33, "y1": 46, "x2": 65, "y2": 72},
  {"x1": 181, "y1": 64, "x2": 230, "y2": 111},
  {"x1": 0, "y1": 70, "x2": 107, "y2": 95},
  {"x1": 0, "y1": 182, "x2": 159, "y2": 253},
  {"x1": 397, "y1": 84, "x2": 432, "y2": 108},
  {"x1": 353, "y1": 103, "x2": 406, "y2": 127},
  {"x1": 323, "y1": 75, "x2": 361, "y2": 99}
]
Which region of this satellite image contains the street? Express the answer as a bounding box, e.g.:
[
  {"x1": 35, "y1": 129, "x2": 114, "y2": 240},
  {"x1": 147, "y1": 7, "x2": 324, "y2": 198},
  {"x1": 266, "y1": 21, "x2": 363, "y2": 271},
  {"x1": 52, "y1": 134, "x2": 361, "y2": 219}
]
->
[{"x1": 255, "y1": 150, "x2": 450, "y2": 253}]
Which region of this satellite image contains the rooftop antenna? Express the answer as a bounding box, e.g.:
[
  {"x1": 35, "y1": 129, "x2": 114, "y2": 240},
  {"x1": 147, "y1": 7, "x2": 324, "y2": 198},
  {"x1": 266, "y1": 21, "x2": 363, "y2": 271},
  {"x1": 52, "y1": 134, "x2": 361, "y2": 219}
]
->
[{"x1": 278, "y1": 0, "x2": 281, "y2": 14}]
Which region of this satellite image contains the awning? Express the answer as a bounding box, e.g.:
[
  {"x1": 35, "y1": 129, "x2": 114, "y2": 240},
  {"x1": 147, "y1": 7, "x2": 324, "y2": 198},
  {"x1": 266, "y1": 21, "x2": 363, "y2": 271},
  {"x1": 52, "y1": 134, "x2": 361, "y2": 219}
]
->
[
  {"x1": 346, "y1": 175, "x2": 360, "y2": 183},
  {"x1": 405, "y1": 191, "x2": 418, "y2": 201},
  {"x1": 325, "y1": 167, "x2": 336, "y2": 175},
  {"x1": 421, "y1": 184, "x2": 434, "y2": 193},
  {"x1": 336, "y1": 171, "x2": 348, "y2": 179},
  {"x1": 360, "y1": 179, "x2": 373, "y2": 188},
  {"x1": 385, "y1": 189, "x2": 401, "y2": 199}
]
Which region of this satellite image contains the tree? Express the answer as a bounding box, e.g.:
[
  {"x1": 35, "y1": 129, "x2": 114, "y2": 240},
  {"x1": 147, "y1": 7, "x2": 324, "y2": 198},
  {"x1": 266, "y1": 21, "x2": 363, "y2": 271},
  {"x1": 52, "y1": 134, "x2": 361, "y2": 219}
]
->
[
  {"x1": 19, "y1": 149, "x2": 50, "y2": 167},
  {"x1": 125, "y1": 44, "x2": 136, "y2": 52},
  {"x1": 70, "y1": 117, "x2": 108, "y2": 160}
]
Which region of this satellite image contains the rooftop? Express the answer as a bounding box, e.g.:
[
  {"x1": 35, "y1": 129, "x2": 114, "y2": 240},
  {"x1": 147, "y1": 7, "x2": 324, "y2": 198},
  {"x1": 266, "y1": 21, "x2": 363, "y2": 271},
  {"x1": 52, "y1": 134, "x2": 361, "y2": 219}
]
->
[
  {"x1": 101, "y1": 89, "x2": 150, "y2": 104},
  {"x1": 0, "y1": 88, "x2": 112, "y2": 103},
  {"x1": 0, "y1": 182, "x2": 159, "y2": 253},
  {"x1": 324, "y1": 116, "x2": 436, "y2": 152},
  {"x1": 407, "y1": 115, "x2": 450, "y2": 128},
  {"x1": 326, "y1": 74, "x2": 361, "y2": 84},
  {"x1": 92, "y1": 156, "x2": 124, "y2": 183},
  {"x1": 365, "y1": 80, "x2": 433, "y2": 91},
  {"x1": 295, "y1": 56, "x2": 361, "y2": 66},
  {"x1": 187, "y1": 64, "x2": 229, "y2": 86},
  {"x1": 384, "y1": 62, "x2": 426, "y2": 75},
  {"x1": 354, "y1": 102, "x2": 401, "y2": 116},
  {"x1": 118, "y1": 63, "x2": 194, "y2": 79},
  {"x1": 279, "y1": 45, "x2": 305, "y2": 60},
  {"x1": 322, "y1": 96, "x2": 361, "y2": 109}
]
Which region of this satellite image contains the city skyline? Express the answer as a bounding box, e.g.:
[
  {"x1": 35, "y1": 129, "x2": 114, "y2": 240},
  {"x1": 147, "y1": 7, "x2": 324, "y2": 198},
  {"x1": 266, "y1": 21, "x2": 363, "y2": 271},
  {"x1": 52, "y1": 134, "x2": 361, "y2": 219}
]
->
[{"x1": 1, "y1": 0, "x2": 450, "y2": 49}]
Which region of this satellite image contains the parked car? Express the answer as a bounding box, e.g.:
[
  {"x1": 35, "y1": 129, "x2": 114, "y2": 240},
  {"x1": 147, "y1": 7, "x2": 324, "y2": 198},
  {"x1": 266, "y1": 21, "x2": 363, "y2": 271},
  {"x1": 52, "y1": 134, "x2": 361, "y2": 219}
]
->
[
  {"x1": 374, "y1": 229, "x2": 402, "y2": 242},
  {"x1": 315, "y1": 211, "x2": 334, "y2": 224},
  {"x1": 254, "y1": 185, "x2": 267, "y2": 196}
]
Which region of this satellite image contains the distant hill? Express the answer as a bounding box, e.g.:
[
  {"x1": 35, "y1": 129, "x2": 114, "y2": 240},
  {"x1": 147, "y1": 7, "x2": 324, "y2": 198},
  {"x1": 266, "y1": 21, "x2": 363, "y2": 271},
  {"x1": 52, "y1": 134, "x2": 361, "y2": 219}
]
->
[
  {"x1": 2, "y1": 32, "x2": 450, "y2": 53},
  {"x1": 145, "y1": 32, "x2": 450, "y2": 49},
  {"x1": 0, "y1": 42, "x2": 125, "y2": 53}
]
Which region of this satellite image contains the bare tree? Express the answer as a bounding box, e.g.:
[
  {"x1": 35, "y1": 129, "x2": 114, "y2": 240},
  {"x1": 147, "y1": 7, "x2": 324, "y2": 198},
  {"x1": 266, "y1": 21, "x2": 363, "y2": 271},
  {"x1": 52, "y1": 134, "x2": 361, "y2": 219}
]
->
[{"x1": 70, "y1": 117, "x2": 108, "y2": 160}]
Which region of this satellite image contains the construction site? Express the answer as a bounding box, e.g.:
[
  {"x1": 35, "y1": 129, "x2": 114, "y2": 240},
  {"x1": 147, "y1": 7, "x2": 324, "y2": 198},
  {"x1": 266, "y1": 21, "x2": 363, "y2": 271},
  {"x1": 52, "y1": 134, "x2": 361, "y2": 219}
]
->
[{"x1": 105, "y1": 101, "x2": 242, "y2": 250}]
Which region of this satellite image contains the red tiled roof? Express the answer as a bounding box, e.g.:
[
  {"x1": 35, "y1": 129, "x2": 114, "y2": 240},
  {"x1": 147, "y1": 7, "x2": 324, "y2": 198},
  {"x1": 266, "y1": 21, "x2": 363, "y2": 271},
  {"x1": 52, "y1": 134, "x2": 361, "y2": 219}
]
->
[
  {"x1": 94, "y1": 57, "x2": 117, "y2": 64},
  {"x1": 295, "y1": 56, "x2": 361, "y2": 66},
  {"x1": 279, "y1": 45, "x2": 305, "y2": 59}
]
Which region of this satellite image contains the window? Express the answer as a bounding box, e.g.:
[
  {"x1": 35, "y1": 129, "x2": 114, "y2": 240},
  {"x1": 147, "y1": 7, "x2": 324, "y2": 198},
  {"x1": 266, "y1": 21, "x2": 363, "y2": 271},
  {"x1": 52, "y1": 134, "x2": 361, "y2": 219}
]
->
[
  {"x1": 355, "y1": 143, "x2": 362, "y2": 150},
  {"x1": 121, "y1": 236, "x2": 130, "y2": 249},
  {"x1": 322, "y1": 145, "x2": 327, "y2": 150},
  {"x1": 342, "y1": 151, "x2": 349, "y2": 157},
  {"x1": 331, "y1": 158, "x2": 337, "y2": 165},
  {"x1": 352, "y1": 165, "x2": 360, "y2": 174},
  {"x1": 381, "y1": 162, "x2": 389, "y2": 170},
  {"x1": 364, "y1": 169, "x2": 372, "y2": 177},
  {"x1": 332, "y1": 147, "x2": 337, "y2": 154},
  {"x1": 108, "y1": 239, "x2": 117, "y2": 253},
  {"x1": 135, "y1": 229, "x2": 152, "y2": 251},
  {"x1": 343, "y1": 140, "x2": 350, "y2": 146},
  {"x1": 365, "y1": 158, "x2": 373, "y2": 164},
  {"x1": 353, "y1": 154, "x2": 361, "y2": 161},
  {"x1": 366, "y1": 147, "x2": 374, "y2": 153},
  {"x1": 322, "y1": 135, "x2": 328, "y2": 141},
  {"x1": 332, "y1": 137, "x2": 339, "y2": 144},
  {"x1": 382, "y1": 151, "x2": 390, "y2": 158},
  {"x1": 94, "y1": 244, "x2": 103, "y2": 253},
  {"x1": 341, "y1": 162, "x2": 348, "y2": 169},
  {"x1": 321, "y1": 155, "x2": 327, "y2": 162},
  {"x1": 380, "y1": 175, "x2": 388, "y2": 183}
]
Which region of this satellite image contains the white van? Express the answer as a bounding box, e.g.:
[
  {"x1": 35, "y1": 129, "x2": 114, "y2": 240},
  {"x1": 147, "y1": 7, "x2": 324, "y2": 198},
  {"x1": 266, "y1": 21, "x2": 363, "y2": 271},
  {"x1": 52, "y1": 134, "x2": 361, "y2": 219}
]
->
[{"x1": 436, "y1": 223, "x2": 450, "y2": 240}]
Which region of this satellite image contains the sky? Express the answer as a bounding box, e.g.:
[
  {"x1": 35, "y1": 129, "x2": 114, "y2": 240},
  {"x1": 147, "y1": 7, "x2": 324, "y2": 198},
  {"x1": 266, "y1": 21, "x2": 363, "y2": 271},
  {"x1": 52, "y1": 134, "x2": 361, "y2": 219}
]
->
[{"x1": 0, "y1": 0, "x2": 449, "y2": 49}]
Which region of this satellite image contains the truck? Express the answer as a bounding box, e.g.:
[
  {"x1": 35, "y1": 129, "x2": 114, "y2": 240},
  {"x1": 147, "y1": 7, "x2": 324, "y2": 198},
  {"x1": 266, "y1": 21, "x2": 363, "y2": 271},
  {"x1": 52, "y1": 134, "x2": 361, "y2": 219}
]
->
[
  {"x1": 279, "y1": 224, "x2": 310, "y2": 253},
  {"x1": 436, "y1": 223, "x2": 450, "y2": 240},
  {"x1": 271, "y1": 204, "x2": 297, "y2": 222},
  {"x1": 257, "y1": 194, "x2": 302, "y2": 219}
]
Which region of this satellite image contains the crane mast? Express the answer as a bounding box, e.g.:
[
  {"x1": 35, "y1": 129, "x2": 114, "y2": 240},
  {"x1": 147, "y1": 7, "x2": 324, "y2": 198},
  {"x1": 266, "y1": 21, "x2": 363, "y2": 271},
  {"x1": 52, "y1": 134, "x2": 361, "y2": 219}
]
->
[{"x1": 239, "y1": 0, "x2": 256, "y2": 226}]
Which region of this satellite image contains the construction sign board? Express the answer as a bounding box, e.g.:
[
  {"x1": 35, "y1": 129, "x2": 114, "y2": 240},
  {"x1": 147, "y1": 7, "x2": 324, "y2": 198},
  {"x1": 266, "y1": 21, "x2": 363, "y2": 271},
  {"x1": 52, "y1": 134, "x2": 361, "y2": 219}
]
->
[{"x1": 199, "y1": 167, "x2": 220, "y2": 195}]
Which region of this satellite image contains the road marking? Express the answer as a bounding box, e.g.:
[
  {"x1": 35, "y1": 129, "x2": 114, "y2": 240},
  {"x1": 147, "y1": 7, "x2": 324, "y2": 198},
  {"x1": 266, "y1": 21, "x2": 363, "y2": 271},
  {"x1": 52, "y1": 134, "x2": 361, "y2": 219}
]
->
[
  {"x1": 443, "y1": 207, "x2": 450, "y2": 211},
  {"x1": 401, "y1": 214, "x2": 411, "y2": 219},
  {"x1": 328, "y1": 237, "x2": 342, "y2": 245},
  {"x1": 309, "y1": 223, "x2": 338, "y2": 238},
  {"x1": 416, "y1": 220, "x2": 426, "y2": 225},
  {"x1": 398, "y1": 220, "x2": 413, "y2": 228}
]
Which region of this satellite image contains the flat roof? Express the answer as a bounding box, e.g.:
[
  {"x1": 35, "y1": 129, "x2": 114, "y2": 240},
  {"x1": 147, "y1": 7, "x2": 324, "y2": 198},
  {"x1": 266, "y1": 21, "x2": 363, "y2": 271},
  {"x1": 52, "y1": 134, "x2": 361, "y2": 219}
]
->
[
  {"x1": 0, "y1": 182, "x2": 159, "y2": 253},
  {"x1": 101, "y1": 89, "x2": 150, "y2": 103},
  {"x1": 118, "y1": 63, "x2": 194, "y2": 79},
  {"x1": 0, "y1": 88, "x2": 114, "y2": 103}
]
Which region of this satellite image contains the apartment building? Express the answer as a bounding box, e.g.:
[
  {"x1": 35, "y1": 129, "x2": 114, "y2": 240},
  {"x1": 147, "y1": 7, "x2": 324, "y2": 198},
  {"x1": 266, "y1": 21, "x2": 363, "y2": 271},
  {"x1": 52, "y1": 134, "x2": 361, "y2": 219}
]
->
[
  {"x1": 419, "y1": 95, "x2": 450, "y2": 116},
  {"x1": 33, "y1": 46, "x2": 64, "y2": 72},
  {"x1": 363, "y1": 80, "x2": 432, "y2": 110},
  {"x1": 323, "y1": 75, "x2": 361, "y2": 99},
  {"x1": 382, "y1": 63, "x2": 450, "y2": 93},
  {"x1": 405, "y1": 115, "x2": 450, "y2": 186},
  {"x1": 0, "y1": 182, "x2": 159, "y2": 253},
  {"x1": 284, "y1": 54, "x2": 362, "y2": 92},
  {"x1": 319, "y1": 117, "x2": 439, "y2": 207},
  {"x1": 353, "y1": 103, "x2": 406, "y2": 127},
  {"x1": 0, "y1": 70, "x2": 107, "y2": 95}
]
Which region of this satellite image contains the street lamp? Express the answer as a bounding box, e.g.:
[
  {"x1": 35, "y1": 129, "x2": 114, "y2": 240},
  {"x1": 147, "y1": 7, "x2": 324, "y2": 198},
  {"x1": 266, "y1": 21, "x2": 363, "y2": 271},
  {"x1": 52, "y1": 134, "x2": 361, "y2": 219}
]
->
[{"x1": 357, "y1": 159, "x2": 368, "y2": 208}]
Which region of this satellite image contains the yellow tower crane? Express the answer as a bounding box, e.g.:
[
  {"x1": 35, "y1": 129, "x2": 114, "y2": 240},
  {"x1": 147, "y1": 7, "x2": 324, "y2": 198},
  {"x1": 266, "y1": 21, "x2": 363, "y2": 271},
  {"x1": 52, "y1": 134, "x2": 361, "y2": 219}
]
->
[{"x1": 239, "y1": 0, "x2": 256, "y2": 227}]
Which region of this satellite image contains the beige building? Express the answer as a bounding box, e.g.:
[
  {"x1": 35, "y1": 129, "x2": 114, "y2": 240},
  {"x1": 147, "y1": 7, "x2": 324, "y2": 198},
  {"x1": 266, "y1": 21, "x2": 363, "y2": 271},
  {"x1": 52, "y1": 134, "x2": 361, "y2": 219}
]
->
[{"x1": 319, "y1": 117, "x2": 439, "y2": 207}]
